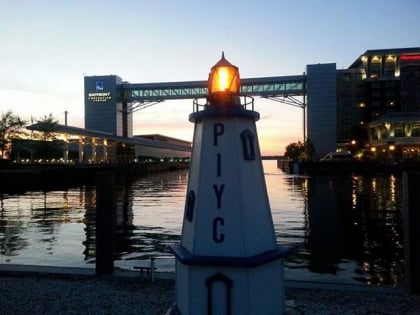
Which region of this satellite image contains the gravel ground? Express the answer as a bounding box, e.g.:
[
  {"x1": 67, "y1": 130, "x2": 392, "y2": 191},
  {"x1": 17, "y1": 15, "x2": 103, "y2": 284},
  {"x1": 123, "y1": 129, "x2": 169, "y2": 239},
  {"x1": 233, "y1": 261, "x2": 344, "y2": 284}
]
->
[
  {"x1": 286, "y1": 287, "x2": 420, "y2": 314},
  {"x1": 0, "y1": 275, "x2": 420, "y2": 315}
]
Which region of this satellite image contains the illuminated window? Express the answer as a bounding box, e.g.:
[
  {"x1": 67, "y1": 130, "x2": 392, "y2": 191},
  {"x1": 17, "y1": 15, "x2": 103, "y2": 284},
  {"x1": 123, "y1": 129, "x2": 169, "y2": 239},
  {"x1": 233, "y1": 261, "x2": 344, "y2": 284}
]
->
[
  {"x1": 394, "y1": 126, "x2": 404, "y2": 137},
  {"x1": 370, "y1": 56, "x2": 381, "y2": 78},
  {"x1": 412, "y1": 126, "x2": 420, "y2": 137},
  {"x1": 381, "y1": 127, "x2": 388, "y2": 138},
  {"x1": 384, "y1": 56, "x2": 396, "y2": 78}
]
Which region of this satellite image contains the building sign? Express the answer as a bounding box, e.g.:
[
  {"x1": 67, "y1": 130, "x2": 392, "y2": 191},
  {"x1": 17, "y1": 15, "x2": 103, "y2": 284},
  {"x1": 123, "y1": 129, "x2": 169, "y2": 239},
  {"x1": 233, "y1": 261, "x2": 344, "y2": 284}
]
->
[
  {"x1": 401, "y1": 55, "x2": 420, "y2": 61},
  {"x1": 86, "y1": 80, "x2": 112, "y2": 102},
  {"x1": 88, "y1": 92, "x2": 112, "y2": 102},
  {"x1": 96, "y1": 81, "x2": 104, "y2": 91}
]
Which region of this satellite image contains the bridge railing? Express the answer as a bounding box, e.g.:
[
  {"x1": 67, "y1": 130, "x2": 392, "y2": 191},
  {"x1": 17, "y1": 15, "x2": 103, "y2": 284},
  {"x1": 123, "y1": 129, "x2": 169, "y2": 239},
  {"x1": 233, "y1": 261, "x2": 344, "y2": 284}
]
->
[{"x1": 121, "y1": 75, "x2": 306, "y2": 102}]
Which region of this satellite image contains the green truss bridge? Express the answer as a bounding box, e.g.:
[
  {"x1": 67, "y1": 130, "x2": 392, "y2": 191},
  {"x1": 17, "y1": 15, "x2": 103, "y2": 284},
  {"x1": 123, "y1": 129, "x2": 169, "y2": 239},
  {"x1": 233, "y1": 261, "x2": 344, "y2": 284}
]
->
[{"x1": 122, "y1": 75, "x2": 306, "y2": 112}]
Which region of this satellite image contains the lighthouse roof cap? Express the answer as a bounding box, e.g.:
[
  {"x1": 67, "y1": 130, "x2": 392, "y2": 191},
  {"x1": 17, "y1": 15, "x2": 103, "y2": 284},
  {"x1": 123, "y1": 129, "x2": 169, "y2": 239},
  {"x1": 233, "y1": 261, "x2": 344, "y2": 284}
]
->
[{"x1": 211, "y1": 52, "x2": 238, "y2": 70}]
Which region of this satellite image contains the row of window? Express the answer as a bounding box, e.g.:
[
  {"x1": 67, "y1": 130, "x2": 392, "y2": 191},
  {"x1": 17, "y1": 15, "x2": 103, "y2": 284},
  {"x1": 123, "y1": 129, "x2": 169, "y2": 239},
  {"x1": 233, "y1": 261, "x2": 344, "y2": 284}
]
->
[{"x1": 370, "y1": 126, "x2": 420, "y2": 140}]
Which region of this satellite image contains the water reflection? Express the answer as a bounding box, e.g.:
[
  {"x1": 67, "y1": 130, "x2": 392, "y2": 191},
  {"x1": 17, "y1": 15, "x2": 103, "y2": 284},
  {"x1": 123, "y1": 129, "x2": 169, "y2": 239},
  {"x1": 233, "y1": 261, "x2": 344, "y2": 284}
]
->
[
  {"x1": 280, "y1": 173, "x2": 404, "y2": 286},
  {"x1": 0, "y1": 190, "x2": 87, "y2": 265},
  {"x1": 350, "y1": 174, "x2": 404, "y2": 286},
  {"x1": 307, "y1": 176, "x2": 349, "y2": 274},
  {"x1": 0, "y1": 163, "x2": 405, "y2": 286},
  {"x1": 113, "y1": 171, "x2": 186, "y2": 268},
  {"x1": 83, "y1": 187, "x2": 96, "y2": 263}
]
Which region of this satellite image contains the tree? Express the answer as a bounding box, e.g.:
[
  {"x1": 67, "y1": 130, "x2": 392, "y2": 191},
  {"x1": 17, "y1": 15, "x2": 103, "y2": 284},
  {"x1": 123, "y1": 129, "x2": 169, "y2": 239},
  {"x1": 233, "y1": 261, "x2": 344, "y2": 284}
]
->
[
  {"x1": 284, "y1": 138, "x2": 315, "y2": 161},
  {"x1": 33, "y1": 113, "x2": 61, "y2": 161},
  {"x1": 0, "y1": 111, "x2": 27, "y2": 159},
  {"x1": 36, "y1": 113, "x2": 59, "y2": 141}
]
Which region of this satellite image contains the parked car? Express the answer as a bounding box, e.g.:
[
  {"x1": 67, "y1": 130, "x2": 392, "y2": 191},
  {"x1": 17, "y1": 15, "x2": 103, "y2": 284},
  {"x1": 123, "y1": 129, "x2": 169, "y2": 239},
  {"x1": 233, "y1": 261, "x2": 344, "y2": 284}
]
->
[{"x1": 319, "y1": 152, "x2": 353, "y2": 162}]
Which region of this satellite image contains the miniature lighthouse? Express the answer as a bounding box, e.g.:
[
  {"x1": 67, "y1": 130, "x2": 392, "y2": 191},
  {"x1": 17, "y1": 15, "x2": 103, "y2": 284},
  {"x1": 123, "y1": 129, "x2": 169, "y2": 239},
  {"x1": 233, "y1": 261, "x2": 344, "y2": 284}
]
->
[{"x1": 169, "y1": 53, "x2": 288, "y2": 315}]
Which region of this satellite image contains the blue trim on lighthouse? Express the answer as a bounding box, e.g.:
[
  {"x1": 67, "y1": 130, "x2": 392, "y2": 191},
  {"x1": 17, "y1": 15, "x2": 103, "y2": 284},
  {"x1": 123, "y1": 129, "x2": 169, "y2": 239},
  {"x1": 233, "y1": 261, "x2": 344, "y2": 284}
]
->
[
  {"x1": 189, "y1": 105, "x2": 260, "y2": 122},
  {"x1": 240, "y1": 129, "x2": 256, "y2": 160},
  {"x1": 185, "y1": 190, "x2": 195, "y2": 221},
  {"x1": 206, "y1": 272, "x2": 233, "y2": 315},
  {"x1": 170, "y1": 244, "x2": 289, "y2": 267}
]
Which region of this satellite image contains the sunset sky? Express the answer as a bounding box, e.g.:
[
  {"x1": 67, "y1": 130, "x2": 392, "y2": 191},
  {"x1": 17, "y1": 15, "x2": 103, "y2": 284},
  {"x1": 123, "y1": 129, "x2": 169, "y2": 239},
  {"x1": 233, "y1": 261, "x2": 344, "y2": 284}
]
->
[{"x1": 1, "y1": 0, "x2": 419, "y2": 155}]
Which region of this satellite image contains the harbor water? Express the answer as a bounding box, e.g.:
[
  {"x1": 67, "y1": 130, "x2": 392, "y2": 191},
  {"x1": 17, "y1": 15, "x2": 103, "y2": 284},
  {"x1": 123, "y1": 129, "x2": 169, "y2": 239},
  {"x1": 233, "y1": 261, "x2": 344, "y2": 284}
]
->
[{"x1": 0, "y1": 160, "x2": 404, "y2": 286}]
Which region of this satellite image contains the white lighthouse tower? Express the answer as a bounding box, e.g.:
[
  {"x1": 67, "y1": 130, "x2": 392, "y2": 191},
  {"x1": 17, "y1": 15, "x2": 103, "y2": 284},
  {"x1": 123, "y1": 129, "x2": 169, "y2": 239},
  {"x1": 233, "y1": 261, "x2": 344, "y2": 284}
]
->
[{"x1": 169, "y1": 53, "x2": 288, "y2": 315}]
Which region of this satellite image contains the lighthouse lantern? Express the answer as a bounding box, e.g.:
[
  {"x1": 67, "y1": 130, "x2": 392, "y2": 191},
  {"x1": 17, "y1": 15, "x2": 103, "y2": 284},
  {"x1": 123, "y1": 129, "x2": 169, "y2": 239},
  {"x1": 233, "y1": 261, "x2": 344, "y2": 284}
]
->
[{"x1": 208, "y1": 52, "x2": 241, "y2": 106}]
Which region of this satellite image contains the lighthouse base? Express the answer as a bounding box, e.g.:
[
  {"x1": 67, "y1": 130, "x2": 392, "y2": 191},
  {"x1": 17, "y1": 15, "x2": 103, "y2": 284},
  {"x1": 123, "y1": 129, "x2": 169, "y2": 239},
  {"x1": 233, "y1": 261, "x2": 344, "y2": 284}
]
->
[{"x1": 169, "y1": 245, "x2": 288, "y2": 315}]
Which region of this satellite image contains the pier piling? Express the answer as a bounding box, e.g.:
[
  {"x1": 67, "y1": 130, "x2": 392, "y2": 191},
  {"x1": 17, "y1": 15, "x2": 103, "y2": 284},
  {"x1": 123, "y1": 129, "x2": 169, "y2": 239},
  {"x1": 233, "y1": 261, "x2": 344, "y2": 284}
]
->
[
  {"x1": 96, "y1": 170, "x2": 116, "y2": 276},
  {"x1": 403, "y1": 172, "x2": 420, "y2": 294}
]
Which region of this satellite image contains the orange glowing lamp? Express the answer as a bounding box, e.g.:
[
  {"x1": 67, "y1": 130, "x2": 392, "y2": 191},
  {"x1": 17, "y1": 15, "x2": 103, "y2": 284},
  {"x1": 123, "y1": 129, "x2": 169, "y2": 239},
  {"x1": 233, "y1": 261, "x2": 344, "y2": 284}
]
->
[{"x1": 208, "y1": 52, "x2": 240, "y2": 105}]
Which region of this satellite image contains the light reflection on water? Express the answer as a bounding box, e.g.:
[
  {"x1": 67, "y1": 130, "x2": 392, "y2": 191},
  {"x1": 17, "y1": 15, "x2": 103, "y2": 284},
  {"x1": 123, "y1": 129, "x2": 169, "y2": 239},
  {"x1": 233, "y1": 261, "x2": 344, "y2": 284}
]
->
[{"x1": 0, "y1": 161, "x2": 404, "y2": 286}]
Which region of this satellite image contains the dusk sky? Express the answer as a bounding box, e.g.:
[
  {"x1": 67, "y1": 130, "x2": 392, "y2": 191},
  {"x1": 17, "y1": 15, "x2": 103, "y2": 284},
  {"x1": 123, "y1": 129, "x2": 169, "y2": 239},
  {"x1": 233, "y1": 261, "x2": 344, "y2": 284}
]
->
[{"x1": 1, "y1": 0, "x2": 419, "y2": 155}]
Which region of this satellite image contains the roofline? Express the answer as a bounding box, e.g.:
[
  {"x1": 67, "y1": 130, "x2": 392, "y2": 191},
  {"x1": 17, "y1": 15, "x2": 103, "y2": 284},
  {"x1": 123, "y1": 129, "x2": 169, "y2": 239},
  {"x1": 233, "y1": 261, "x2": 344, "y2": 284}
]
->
[
  {"x1": 349, "y1": 47, "x2": 420, "y2": 69},
  {"x1": 26, "y1": 123, "x2": 191, "y2": 152},
  {"x1": 135, "y1": 134, "x2": 191, "y2": 145},
  {"x1": 365, "y1": 112, "x2": 420, "y2": 127}
]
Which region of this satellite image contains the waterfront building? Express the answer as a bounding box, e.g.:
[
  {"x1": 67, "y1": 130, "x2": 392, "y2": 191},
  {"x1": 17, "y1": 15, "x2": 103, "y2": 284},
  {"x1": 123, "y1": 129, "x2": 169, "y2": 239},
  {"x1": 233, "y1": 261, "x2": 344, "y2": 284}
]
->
[
  {"x1": 134, "y1": 134, "x2": 191, "y2": 159},
  {"x1": 346, "y1": 47, "x2": 420, "y2": 160},
  {"x1": 21, "y1": 76, "x2": 191, "y2": 163},
  {"x1": 365, "y1": 112, "x2": 420, "y2": 160},
  {"x1": 23, "y1": 124, "x2": 191, "y2": 163},
  {"x1": 84, "y1": 75, "x2": 133, "y2": 138},
  {"x1": 336, "y1": 68, "x2": 365, "y2": 146},
  {"x1": 306, "y1": 47, "x2": 420, "y2": 159},
  {"x1": 306, "y1": 63, "x2": 337, "y2": 156},
  {"x1": 82, "y1": 75, "x2": 191, "y2": 161}
]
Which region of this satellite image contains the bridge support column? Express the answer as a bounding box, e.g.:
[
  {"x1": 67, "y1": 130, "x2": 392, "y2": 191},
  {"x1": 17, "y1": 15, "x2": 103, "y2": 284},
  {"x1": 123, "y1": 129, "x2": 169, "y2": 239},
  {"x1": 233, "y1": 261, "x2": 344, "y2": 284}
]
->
[
  {"x1": 63, "y1": 134, "x2": 69, "y2": 163},
  {"x1": 91, "y1": 137, "x2": 97, "y2": 163},
  {"x1": 78, "y1": 136, "x2": 84, "y2": 163},
  {"x1": 103, "y1": 139, "x2": 108, "y2": 162}
]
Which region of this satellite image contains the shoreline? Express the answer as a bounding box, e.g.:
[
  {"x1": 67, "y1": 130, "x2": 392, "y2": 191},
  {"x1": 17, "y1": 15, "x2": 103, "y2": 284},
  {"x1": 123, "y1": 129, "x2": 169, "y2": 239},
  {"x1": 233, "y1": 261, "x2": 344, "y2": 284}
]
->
[
  {"x1": 277, "y1": 159, "x2": 420, "y2": 175},
  {"x1": 0, "y1": 161, "x2": 189, "y2": 192},
  {"x1": 0, "y1": 263, "x2": 404, "y2": 291},
  {"x1": 0, "y1": 266, "x2": 418, "y2": 314}
]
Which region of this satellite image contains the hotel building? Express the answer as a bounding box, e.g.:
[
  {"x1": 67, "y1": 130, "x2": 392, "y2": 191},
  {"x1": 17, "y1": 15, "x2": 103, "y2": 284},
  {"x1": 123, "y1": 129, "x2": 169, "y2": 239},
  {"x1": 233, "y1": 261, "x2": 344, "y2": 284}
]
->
[{"x1": 331, "y1": 47, "x2": 420, "y2": 160}]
